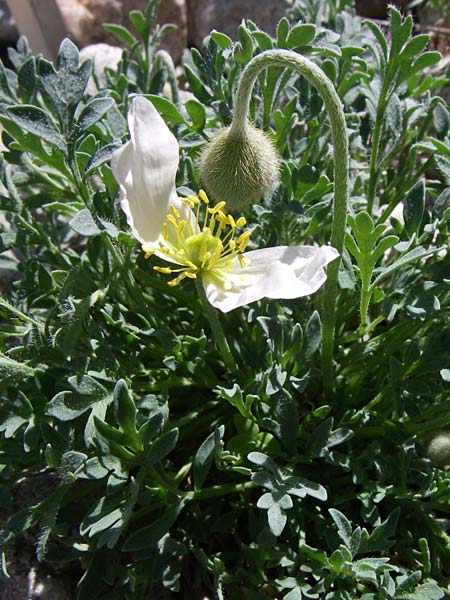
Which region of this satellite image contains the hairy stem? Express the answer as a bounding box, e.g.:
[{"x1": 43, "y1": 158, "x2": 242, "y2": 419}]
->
[
  {"x1": 195, "y1": 278, "x2": 236, "y2": 372},
  {"x1": 154, "y1": 49, "x2": 180, "y2": 107},
  {"x1": 232, "y1": 50, "x2": 349, "y2": 393}
]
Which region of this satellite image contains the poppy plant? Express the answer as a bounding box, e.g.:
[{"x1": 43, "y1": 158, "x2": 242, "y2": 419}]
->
[{"x1": 111, "y1": 97, "x2": 338, "y2": 313}]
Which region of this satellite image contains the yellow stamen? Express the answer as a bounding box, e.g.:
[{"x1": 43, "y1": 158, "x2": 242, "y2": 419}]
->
[
  {"x1": 238, "y1": 254, "x2": 249, "y2": 268},
  {"x1": 199, "y1": 189, "x2": 209, "y2": 204},
  {"x1": 142, "y1": 243, "x2": 156, "y2": 259},
  {"x1": 144, "y1": 190, "x2": 251, "y2": 292},
  {"x1": 237, "y1": 231, "x2": 251, "y2": 252},
  {"x1": 208, "y1": 201, "x2": 226, "y2": 214}
]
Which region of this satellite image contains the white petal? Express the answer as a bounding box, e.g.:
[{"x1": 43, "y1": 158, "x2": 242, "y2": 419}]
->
[
  {"x1": 203, "y1": 245, "x2": 339, "y2": 313},
  {"x1": 111, "y1": 96, "x2": 184, "y2": 245}
]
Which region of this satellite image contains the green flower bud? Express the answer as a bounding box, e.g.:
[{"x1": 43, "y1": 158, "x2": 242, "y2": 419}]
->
[
  {"x1": 426, "y1": 431, "x2": 450, "y2": 468},
  {"x1": 198, "y1": 124, "x2": 280, "y2": 212}
]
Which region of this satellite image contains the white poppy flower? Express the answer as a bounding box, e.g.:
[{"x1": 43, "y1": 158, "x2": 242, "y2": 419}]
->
[{"x1": 111, "y1": 96, "x2": 339, "y2": 313}]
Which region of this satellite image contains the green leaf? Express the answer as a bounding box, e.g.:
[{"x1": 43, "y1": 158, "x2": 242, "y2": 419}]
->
[
  {"x1": 46, "y1": 391, "x2": 96, "y2": 421},
  {"x1": 363, "y1": 20, "x2": 388, "y2": 60},
  {"x1": 210, "y1": 30, "x2": 232, "y2": 49},
  {"x1": 303, "y1": 310, "x2": 322, "y2": 360},
  {"x1": 267, "y1": 500, "x2": 287, "y2": 536},
  {"x1": 144, "y1": 94, "x2": 187, "y2": 125},
  {"x1": 0, "y1": 352, "x2": 35, "y2": 377},
  {"x1": 397, "y1": 581, "x2": 445, "y2": 600},
  {"x1": 138, "y1": 413, "x2": 164, "y2": 445},
  {"x1": 373, "y1": 245, "x2": 438, "y2": 286},
  {"x1": 403, "y1": 180, "x2": 425, "y2": 235},
  {"x1": 234, "y1": 25, "x2": 254, "y2": 65},
  {"x1": 147, "y1": 428, "x2": 179, "y2": 464},
  {"x1": 46, "y1": 375, "x2": 109, "y2": 421},
  {"x1": 286, "y1": 24, "x2": 316, "y2": 48},
  {"x1": 17, "y1": 57, "x2": 36, "y2": 102},
  {"x1": 77, "y1": 97, "x2": 114, "y2": 131},
  {"x1": 410, "y1": 51, "x2": 441, "y2": 73},
  {"x1": 113, "y1": 379, "x2": 137, "y2": 437},
  {"x1": 252, "y1": 31, "x2": 273, "y2": 50},
  {"x1": 362, "y1": 507, "x2": 400, "y2": 552},
  {"x1": 399, "y1": 34, "x2": 429, "y2": 61},
  {"x1": 193, "y1": 425, "x2": 224, "y2": 491},
  {"x1": 129, "y1": 10, "x2": 149, "y2": 40},
  {"x1": 272, "y1": 390, "x2": 298, "y2": 454},
  {"x1": 184, "y1": 65, "x2": 214, "y2": 104},
  {"x1": 94, "y1": 417, "x2": 131, "y2": 446},
  {"x1": 433, "y1": 103, "x2": 449, "y2": 138},
  {"x1": 122, "y1": 498, "x2": 184, "y2": 550},
  {"x1": 69, "y1": 208, "x2": 100, "y2": 237},
  {"x1": 84, "y1": 142, "x2": 122, "y2": 175},
  {"x1": 329, "y1": 508, "x2": 352, "y2": 548},
  {"x1": 184, "y1": 98, "x2": 206, "y2": 131},
  {"x1": 103, "y1": 23, "x2": 138, "y2": 47},
  {"x1": 276, "y1": 17, "x2": 290, "y2": 48},
  {"x1": 389, "y1": 8, "x2": 412, "y2": 56},
  {"x1": 7, "y1": 105, "x2": 66, "y2": 152},
  {"x1": 285, "y1": 476, "x2": 327, "y2": 501},
  {"x1": 56, "y1": 38, "x2": 80, "y2": 72}
]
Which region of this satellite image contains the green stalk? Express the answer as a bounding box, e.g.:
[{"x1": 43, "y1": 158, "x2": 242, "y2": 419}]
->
[
  {"x1": 231, "y1": 50, "x2": 349, "y2": 393},
  {"x1": 366, "y1": 91, "x2": 388, "y2": 214},
  {"x1": 195, "y1": 278, "x2": 236, "y2": 372},
  {"x1": 154, "y1": 49, "x2": 180, "y2": 107}
]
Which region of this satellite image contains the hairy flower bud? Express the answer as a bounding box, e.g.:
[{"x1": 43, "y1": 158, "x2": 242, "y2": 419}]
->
[
  {"x1": 198, "y1": 124, "x2": 280, "y2": 212},
  {"x1": 426, "y1": 431, "x2": 450, "y2": 468}
]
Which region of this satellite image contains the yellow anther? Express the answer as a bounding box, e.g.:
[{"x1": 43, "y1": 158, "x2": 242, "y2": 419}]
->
[
  {"x1": 237, "y1": 230, "x2": 251, "y2": 252},
  {"x1": 238, "y1": 254, "x2": 250, "y2": 268},
  {"x1": 142, "y1": 243, "x2": 156, "y2": 259},
  {"x1": 209, "y1": 246, "x2": 222, "y2": 267},
  {"x1": 208, "y1": 201, "x2": 226, "y2": 214},
  {"x1": 147, "y1": 190, "x2": 253, "y2": 292},
  {"x1": 167, "y1": 214, "x2": 178, "y2": 228},
  {"x1": 199, "y1": 189, "x2": 209, "y2": 204}
]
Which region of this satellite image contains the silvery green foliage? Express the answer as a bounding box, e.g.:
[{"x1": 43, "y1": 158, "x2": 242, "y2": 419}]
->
[{"x1": 0, "y1": 0, "x2": 450, "y2": 598}]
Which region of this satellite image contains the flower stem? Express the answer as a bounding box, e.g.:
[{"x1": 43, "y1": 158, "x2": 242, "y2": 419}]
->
[
  {"x1": 232, "y1": 50, "x2": 349, "y2": 393},
  {"x1": 195, "y1": 278, "x2": 236, "y2": 372},
  {"x1": 154, "y1": 50, "x2": 180, "y2": 107}
]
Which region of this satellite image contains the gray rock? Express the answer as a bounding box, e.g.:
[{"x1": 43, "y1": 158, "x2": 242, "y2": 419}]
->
[
  {"x1": 186, "y1": 0, "x2": 288, "y2": 47},
  {"x1": 157, "y1": 0, "x2": 188, "y2": 62},
  {"x1": 354, "y1": 0, "x2": 408, "y2": 18},
  {"x1": 57, "y1": 0, "x2": 187, "y2": 62},
  {"x1": 79, "y1": 42, "x2": 122, "y2": 93}
]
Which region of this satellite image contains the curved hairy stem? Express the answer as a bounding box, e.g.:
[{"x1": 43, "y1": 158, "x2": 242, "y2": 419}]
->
[{"x1": 232, "y1": 50, "x2": 349, "y2": 394}]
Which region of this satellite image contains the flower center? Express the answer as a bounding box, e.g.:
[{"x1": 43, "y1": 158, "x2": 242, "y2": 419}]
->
[{"x1": 142, "y1": 190, "x2": 251, "y2": 287}]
